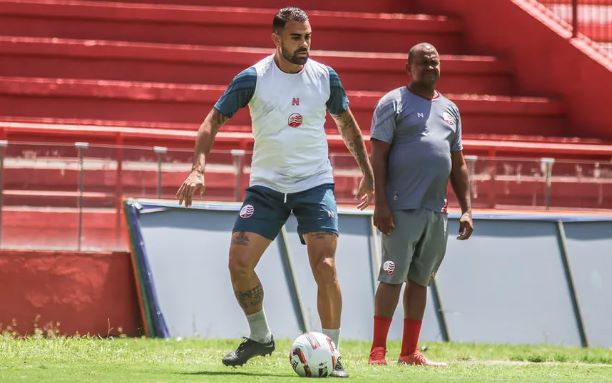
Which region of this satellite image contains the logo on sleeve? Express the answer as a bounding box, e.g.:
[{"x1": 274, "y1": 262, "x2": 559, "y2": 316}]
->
[
  {"x1": 288, "y1": 113, "x2": 303, "y2": 128},
  {"x1": 442, "y1": 111, "x2": 455, "y2": 125},
  {"x1": 239, "y1": 204, "x2": 255, "y2": 218}
]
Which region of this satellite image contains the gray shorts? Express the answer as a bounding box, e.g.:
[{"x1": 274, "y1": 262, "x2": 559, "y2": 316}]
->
[{"x1": 378, "y1": 208, "x2": 448, "y2": 286}]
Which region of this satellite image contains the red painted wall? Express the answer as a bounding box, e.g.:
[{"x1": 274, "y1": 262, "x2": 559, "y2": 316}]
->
[
  {"x1": 412, "y1": 0, "x2": 612, "y2": 139},
  {"x1": 0, "y1": 250, "x2": 142, "y2": 336}
]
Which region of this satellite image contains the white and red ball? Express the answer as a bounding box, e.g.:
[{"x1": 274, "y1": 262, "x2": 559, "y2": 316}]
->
[{"x1": 289, "y1": 332, "x2": 339, "y2": 378}]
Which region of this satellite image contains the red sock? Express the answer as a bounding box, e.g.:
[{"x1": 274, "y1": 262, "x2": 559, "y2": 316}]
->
[
  {"x1": 400, "y1": 319, "x2": 422, "y2": 356},
  {"x1": 371, "y1": 316, "x2": 392, "y2": 350}
]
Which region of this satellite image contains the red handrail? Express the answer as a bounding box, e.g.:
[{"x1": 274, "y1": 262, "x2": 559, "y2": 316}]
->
[{"x1": 535, "y1": 0, "x2": 611, "y2": 57}]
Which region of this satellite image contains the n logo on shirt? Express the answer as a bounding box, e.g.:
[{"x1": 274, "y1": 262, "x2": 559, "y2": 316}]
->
[
  {"x1": 292, "y1": 98, "x2": 300, "y2": 106},
  {"x1": 417, "y1": 112, "x2": 424, "y2": 118}
]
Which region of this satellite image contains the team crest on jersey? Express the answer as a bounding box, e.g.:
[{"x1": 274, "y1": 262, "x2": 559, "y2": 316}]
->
[
  {"x1": 383, "y1": 261, "x2": 395, "y2": 275},
  {"x1": 239, "y1": 204, "x2": 254, "y2": 218},
  {"x1": 288, "y1": 113, "x2": 303, "y2": 128},
  {"x1": 442, "y1": 111, "x2": 455, "y2": 125}
]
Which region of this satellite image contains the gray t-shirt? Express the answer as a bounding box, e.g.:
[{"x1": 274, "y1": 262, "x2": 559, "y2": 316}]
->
[{"x1": 370, "y1": 87, "x2": 462, "y2": 212}]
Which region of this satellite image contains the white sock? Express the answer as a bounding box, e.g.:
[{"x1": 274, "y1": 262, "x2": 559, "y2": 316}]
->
[
  {"x1": 322, "y1": 328, "x2": 341, "y2": 351},
  {"x1": 246, "y1": 309, "x2": 272, "y2": 343}
]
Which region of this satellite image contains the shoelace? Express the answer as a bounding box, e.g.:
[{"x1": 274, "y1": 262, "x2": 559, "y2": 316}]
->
[
  {"x1": 411, "y1": 352, "x2": 428, "y2": 364},
  {"x1": 235, "y1": 337, "x2": 252, "y2": 352}
]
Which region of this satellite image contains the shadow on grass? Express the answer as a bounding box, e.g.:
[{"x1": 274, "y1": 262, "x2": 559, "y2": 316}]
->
[{"x1": 180, "y1": 370, "x2": 294, "y2": 378}]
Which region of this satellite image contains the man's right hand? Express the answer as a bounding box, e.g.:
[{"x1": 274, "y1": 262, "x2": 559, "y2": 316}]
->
[
  {"x1": 176, "y1": 170, "x2": 205, "y2": 207},
  {"x1": 373, "y1": 204, "x2": 395, "y2": 236}
]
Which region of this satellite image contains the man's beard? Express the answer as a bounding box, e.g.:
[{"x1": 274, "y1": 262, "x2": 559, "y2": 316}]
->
[{"x1": 282, "y1": 45, "x2": 309, "y2": 65}]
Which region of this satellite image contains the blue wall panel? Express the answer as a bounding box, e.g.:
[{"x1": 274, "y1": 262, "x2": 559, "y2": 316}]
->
[
  {"x1": 138, "y1": 207, "x2": 302, "y2": 339},
  {"x1": 564, "y1": 222, "x2": 612, "y2": 347},
  {"x1": 438, "y1": 220, "x2": 581, "y2": 345},
  {"x1": 127, "y1": 200, "x2": 612, "y2": 346}
]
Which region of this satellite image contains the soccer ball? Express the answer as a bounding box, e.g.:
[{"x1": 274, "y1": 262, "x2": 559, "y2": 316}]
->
[{"x1": 289, "y1": 331, "x2": 338, "y2": 378}]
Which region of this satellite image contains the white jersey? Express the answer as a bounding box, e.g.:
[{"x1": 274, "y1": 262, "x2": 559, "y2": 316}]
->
[{"x1": 214, "y1": 54, "x2": 349, "y2": 193}]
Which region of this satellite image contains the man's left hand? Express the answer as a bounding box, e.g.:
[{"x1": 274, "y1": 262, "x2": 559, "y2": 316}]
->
[
  {"x1": 355, "y1": 177, "x2": 374, "y2": 210},
  {"x1": 457, "y1": 211, "x2": 473, "y2": 240}
]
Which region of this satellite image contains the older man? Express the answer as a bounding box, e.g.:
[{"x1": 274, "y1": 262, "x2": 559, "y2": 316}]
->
[{"x1": 368, "y1": 42, "x2": 474, "y2": 366}]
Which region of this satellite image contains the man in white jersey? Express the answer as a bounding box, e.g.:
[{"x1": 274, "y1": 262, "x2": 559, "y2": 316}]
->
[
  {"x1": 367, "y1": 43, "x2": 473, "y2": 366},
  {"x1": 176, "y1": 7, "x2": 374, "y2": 378}
]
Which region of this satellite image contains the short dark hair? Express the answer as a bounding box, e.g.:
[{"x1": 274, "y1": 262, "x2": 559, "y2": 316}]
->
[
  {"x1": 273, "y1": 7, "x2": 309, "y2": 33},
  {"x1": 408, "y1": 42, "x2": 438, "y2": 64}
]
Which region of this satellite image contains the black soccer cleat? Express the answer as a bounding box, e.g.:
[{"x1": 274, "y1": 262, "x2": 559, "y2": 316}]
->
[
  {"x1": 330, "y1": 356, "x2": 349, "y2": 378},
  {"x1": 222, "y1": 336, "x2": 275, "y2": 367}
]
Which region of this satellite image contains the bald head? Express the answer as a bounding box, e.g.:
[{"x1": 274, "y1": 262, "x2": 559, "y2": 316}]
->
[
  {"x1": 408, "y1": 43, "x2": 438, "y2": 65},
  {"x1": 406, "y1": 42, "x2": 440, "y2": 93}
]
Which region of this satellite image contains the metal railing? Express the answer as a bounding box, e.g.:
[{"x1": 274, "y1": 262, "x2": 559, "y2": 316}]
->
[
  {"x1": 535, "y1": 0, "x2": 612, "y2": 56},
  {"x1": 0, "y1": 140, "x2": 610, "y2": 251}
]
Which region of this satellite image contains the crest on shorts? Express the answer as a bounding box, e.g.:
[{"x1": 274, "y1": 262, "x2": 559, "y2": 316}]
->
[
  {"x1": 239, "y1": 204, "x2": 254, "y2": 218},
  {"x1": 383, "y1": 261, "x2": 395, "y2": 275},
  {"x1": 442, "y1": 111, "x2": 455, "y2": 125},
  {"x1": 288, "y1": 113, "x2": 303, "y2": 128}
]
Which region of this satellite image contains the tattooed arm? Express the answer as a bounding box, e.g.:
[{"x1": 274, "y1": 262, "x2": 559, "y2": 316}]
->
[
  {"x1": 191, "y1": 108, "x2": 229, "y2": 174},
  {"x1": 176, "y1": 108, "x2": 229, "y2": 207},
  {"x1": 330, "y1": 108, "x2": 374, "y2": 209}
]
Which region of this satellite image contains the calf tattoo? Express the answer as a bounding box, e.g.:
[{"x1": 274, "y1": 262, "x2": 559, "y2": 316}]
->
[{"x1": 235, "y1": 284, "x2": 264, "y2": 311}]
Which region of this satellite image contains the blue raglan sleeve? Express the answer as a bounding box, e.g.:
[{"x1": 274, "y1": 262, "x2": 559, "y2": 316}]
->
[
  {"x1": 214, "y1": 67, "x2": 257, "y2": 118},
  {"x1": 370, "y1": 93, "x2": 397, "y2": 144},
  {"x1": 451, "y1": 105, "x2": 463, "y2": 152},
  {"x1": 325, "y1": 66, "x2": 349, "y2": 115}
]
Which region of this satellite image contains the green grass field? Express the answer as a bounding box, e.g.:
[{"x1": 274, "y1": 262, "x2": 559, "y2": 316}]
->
[{"x1": 1, "y1": 335, "x2": 611, "y2": 383}]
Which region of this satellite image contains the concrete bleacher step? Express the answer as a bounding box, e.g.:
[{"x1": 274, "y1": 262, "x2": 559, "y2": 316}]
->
[
  {"x1": 0, "y1": 37, "x2": 514, "y2": 94},
  {"x1": 0, "y1": 77, "x2": 567, "y2": 136},
  {"x1": 0, "y1": 0, "x2": 464, "y2": 53},
  {"x1": 81, "y1": 0, "x2": 416, "y2": 13}
]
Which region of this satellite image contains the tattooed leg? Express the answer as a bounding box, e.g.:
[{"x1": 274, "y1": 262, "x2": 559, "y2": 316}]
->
[
  {"x1": 235, "y1": 282, "x2": 264, "y2": 313},
  {"x1": 228, "y1": 231, "x2": 272, "y2": 315},
  {"x1": 232, "y1": 231, "x2": 250, "y2": 246}
]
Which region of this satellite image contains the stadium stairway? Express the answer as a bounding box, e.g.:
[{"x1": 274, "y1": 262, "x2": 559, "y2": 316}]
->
[
  {"x1": 1, "y1": 0, "x2": 583, "y2": 141},
  {"x1": 544, "y1": 0, "x2": 612, "y2": 52},
  {"x1": 0, "y1": 0, "x2": 611, "y2": 250}
]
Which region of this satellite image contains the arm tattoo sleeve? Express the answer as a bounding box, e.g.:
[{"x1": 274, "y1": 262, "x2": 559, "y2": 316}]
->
[
  {"x1": 332, "y1": 110, "x2": 373, "y2": 184},
  {"x1": 192, "y1": 108, "x2": 230, "y2": 173},
  {"x1": 210, "y1": 108, "x2": 230, "y2": 134}
]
